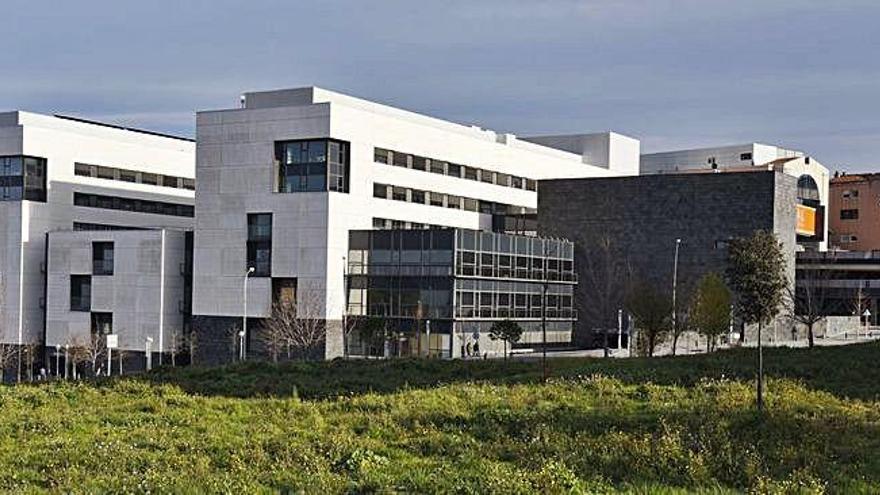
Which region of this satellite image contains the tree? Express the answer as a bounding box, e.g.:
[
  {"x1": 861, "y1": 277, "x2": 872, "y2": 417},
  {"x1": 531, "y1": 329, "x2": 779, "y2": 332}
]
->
[
  {"x1": 670, "y1": 286, "x2": 694, "y2": 356},
  {"x1": 0, "y1": 344, "x2": 18, "y2": 383},
  {"x1": 625, "y1": 280, "x2": 672, "y2": 357},
  {"x1": 581, "y1": 235, "x2": 631, "y2": 355},
  {"x1": 789, "y1": 252, "x2": 833, "y2": 348},
  {"x1": 726, "y1": 230, "x2": 787, "y2": 412},
  {"x1": 261, "y1": 289, "x2": 326, "y2": 361},
  {"x1": 358, "y1": 316, "x2": 389, "y2": 358},
  {"x1": 690, "y1": 272, "x2": 732, "y2": 352},
  {"x1": 489, "y1": 319, "x2": 523, "y2": 360}
]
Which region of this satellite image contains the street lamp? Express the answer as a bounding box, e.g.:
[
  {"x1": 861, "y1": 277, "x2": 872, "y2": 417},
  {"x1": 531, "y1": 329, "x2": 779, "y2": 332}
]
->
[
  {"x1": 238, "y1": 330, "x2": 246, "y2": 361},
  {"x1": 55, "y1": 344, "x2": 61, "y2": 378},
  {"x1": 242, "y1": 266, "x2": 255, "y2": 360},
  {"x1": 671, "y1": 238, "x2": 682, "y2": 350}
]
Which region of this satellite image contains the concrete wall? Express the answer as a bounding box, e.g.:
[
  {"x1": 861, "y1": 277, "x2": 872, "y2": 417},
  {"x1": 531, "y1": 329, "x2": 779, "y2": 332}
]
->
[
  {"x1": 538, "y1": 170, "x2": 798, "y2": 347},
  {"x1": 45, "y1": 229, "x2": 187, "y2": 354}
]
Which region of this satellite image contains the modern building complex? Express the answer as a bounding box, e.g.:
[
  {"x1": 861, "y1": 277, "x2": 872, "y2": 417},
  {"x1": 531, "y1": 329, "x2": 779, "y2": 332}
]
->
[
  {"x1": 0, "y1": 112, "x2": 195, "y2": 369},
  {"x1": 538, "y1": 170, "x2": 800, "y2": 346},
  {"x1": 796, "y1": 250, "x2": 878, "y2": 325},
  {"x1": 346, "y1": 228, "x2": 576, "y2": 357},
  {"x1": 641, "y1": 143, "x2": 830, "y2": 250},
  {"x1": 190, "y1": 87, "x2": 634, "y2": 362},
  {"x1": 828, "y1": 172, "x2": 880, "y2": 251}
]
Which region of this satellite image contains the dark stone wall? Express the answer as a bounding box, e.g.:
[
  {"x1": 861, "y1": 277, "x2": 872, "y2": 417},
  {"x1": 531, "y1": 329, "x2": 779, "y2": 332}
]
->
[
  {"x1": 538, "y1": 170, "x2": 797, "y2": 347},
  {"x1": 192, "y1": 315, "x2": 328, "y2": 365}
]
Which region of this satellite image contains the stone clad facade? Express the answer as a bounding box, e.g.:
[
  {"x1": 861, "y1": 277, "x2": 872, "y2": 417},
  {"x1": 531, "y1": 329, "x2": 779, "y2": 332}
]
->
[{"x1": 538, "y1": 170, "x2": 798, "y2": 347}]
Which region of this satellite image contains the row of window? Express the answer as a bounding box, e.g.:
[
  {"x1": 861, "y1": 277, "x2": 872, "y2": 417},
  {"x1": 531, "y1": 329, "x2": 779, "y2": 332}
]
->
[
  {"x1": 372, "y1": 217, "x2": 451, "y2": 231},
  {"x1": 73, "y1": 193, "x2": 194, "y2": 218},
  {"x1": 75, "y1": 162, "x2": 195, "y2": 190},
  {"x1": 73, "y1": 222, "x2": 146, "y2": 231},
  {"x1": 373, "y1": 183, "x2": 519, "y2": 215},
  {"x1": 374, "y1": 147, "x2": 537, "y2": 191}
]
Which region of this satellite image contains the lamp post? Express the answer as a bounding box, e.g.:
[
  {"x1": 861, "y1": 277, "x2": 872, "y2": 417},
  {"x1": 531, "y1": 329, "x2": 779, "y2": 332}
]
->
[
  {"x1": 64, "y1": 344, "x2": 69, "y2": 380},
  {"x1": 55, "y1": 344, "x2": 60, "y2": 378},
  {"x1": 671, "y1": 238, "x2": 682, "y2": 350},
  {"x1": 238, "y1": 330, "x2": 246, "y2": 361},
  {"x1": 242, "y1": 266, "x2": 255, "y2": 360},
  {"x1": 617, "y1": 309, "x2": 623, "y2": 351}
]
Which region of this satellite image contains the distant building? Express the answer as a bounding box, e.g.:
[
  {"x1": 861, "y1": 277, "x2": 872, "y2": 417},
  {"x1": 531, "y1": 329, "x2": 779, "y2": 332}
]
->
[
  {"x1": 0, "y1": 111, "x2": 194, "y2": 370},
  {"x1": 828, "y1": 173, "x2": 880, "y2": 251},
  {"x1": 191, "y1": 86, "x2": 634, "y2": 362},
  {"x1": 641, "y1": 143, "x2": 830, "y2": 250},
  {"x1": 539, "y1": 169, "x2": 799, "y2": 347}
]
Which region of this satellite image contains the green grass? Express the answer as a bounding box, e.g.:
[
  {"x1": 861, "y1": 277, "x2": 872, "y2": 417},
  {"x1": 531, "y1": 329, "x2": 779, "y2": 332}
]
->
[{"x1": 0, "y1": 343, "x2": 879, "y2": 493}]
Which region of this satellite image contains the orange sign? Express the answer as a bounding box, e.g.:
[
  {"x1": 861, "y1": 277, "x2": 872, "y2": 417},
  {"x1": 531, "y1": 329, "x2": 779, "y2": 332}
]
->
[{"x1": 796, "y1": 204, "x2": 816, "y2": 236}]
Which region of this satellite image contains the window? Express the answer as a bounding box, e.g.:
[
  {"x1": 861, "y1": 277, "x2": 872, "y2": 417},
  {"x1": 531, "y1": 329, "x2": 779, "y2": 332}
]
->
[
  {"x1": 74, "y1": 163, "x2": 94, "y2": 177},
  {"x1": 740, "y1": 152, "x2": 753, "y2": 161},
  {"x1": 91, "y1": 312, "x2": 112, "y2": 336},
  {"x1": 392, "y1": 151, "x2": 409, "y2": 168},
  {"x1": 97, "y1": 166, "x2": 115, "y2": 180},
  {"x1": 430, "y1": 160, "x2": 446, "y2": 174},
  {"x1": 411, "y1": 189, "x2": 426, "y2": 204},
  {"x1": 842, "y1": 189, "x2": 859, "y2": 199},
  {"x1": 525, "y1": 179, "x2": 537, "y2": 192},
  {"x1": 374, "y1": 148, "x2": 392, "y2": 164},
  {"x1": 162, "y1": 175, "x2": 179, "y2": 188},
  {"x1": 141, "y1": 173, "x2": 158, "y2": 185},
  {"x1": 119, "y1": 170, "x2": 137, "y2": 182},
  {"x1": 480, "y1": 170, "x2": 495, "y2": 184},
  {"x1": 183, "y1": 178, "x2": 195, "y2": 190},
  {"x1": 447, "y1": 163, "x2": 462, "y2": 178},
  {"x1": 373, "y1": 183, "x2": 388, "y2": 199},
  {"x1": 277, "y1": 139, "x2": 349, "y2": 193},
  {"x1": 411, "y1": 156, "x2": 427, "y2": 171},
  {"x1": 446, "y1": 195, "x2": 462, "y2": 209},
  {"x1": 73, "y1": 193, "x2": 193, "y2": 217},
  {"x1": 464, "y1": 166, "x2": 478, "y2": 181},
  {"x1": 841, "y1": 209, "x2": 859, "y2": 220},
  {"x1": 429, "y1": 192, "x2": 444, "y2": 207},
  {"x1": 392, "y1": 187, "x2": 407, "y2": 201},
  {"x1": 92, "y1": 242, "x2": 114, "y2": 275},
  {"x1": 840, "y1": 234, "x2": 858, "y2": 243},
  {"x1": 1, "y1": 156, "x2": 46, "y2": 202},
  {"x1": 70, "y1": 275, "x2": 91, "y2": 312},
  {"x1": 247, "y1": 213, "x2": 272, "y2": 277}
]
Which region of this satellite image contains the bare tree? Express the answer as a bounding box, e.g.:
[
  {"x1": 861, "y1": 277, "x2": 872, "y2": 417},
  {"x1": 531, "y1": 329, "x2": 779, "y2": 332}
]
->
[
  {"x1": 789, "y1": 252, "x2": 834, "y2": 347},
  {"x1": 66, "y1": 336, "x2": 94, "y2": 379},
  {"x1": 261, "y1": 289, "x2": 326, "y2": 361},
  {"x1": 87, "y1": 333, "x2": 107, "y2": 376},
  {"x1": 0, "y1": 343, "x2": 18, "y2": 382},
  {"x1": 581, "y1": 235, "x2": 632, "y2": 354}
]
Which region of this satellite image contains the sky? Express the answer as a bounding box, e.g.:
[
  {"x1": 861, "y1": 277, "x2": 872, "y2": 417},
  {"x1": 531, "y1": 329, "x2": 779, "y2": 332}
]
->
[{"x1": 1, "y1": 0, "x2": 878, "y2": 170}]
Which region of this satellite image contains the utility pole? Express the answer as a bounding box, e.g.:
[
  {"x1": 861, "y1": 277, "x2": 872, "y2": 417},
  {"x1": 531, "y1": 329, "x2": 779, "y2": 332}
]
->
[{"x1": 671, "y1": 238, "x2": 682, "y2": 349}]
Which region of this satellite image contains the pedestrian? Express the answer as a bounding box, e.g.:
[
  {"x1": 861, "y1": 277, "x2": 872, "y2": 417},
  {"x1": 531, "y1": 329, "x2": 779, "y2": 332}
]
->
[
  {"x1": 460, "y1": 343, "x2": 466, "y2": 358},
  {"x1": 473, "y1": 340, "x2": 480, "y2": 356}
]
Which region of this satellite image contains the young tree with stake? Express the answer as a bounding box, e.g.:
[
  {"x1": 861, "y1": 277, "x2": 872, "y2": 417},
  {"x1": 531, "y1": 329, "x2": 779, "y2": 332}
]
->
[
  {"x1": 489, "y1": 319, "x2": 523, "y2": 360},
  {"x1": 726, "y1": 230, "x2": 787, "y2": 412}
]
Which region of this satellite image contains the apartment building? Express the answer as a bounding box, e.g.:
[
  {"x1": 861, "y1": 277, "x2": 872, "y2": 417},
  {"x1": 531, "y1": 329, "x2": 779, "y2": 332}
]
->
[
  {"x1": 0, "y1": 111, "x2": 194, "y2": 363},
  {"x1": 828, "y1": 172, "x2": 880, "y2": 251},
  {"x1": 191, "y1": 87, "x2": 636, "y2": 362},
  {"x1": 641, "y1": 143, "x2": 830, "y2": 250}
]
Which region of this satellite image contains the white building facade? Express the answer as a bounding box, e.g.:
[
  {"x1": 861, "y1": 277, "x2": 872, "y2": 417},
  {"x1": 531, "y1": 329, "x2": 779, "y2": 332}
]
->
[
  {"x1": 641, "y1": 143, "x2": 830, "y2": 250},
  {"x1": 45, "y1": 229, "x2": 190, "y2": 368},
  {"x1": 0, "y1": 111, "x2": 194, "y2": 360},
  {"x1": 192, "y1": 87, "x2": 637, "y2": 361}
]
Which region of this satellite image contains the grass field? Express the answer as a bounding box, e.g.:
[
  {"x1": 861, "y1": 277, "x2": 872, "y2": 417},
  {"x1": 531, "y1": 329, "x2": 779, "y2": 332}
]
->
[{"x1": 0, "y1": 342, "x2": 878, "y2": 493}]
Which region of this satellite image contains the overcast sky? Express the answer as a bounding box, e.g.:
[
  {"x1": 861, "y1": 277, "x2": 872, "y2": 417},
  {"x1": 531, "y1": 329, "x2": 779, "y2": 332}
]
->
[{"x1": 1, "y1": 0, "x2": 878, "y2": 170}]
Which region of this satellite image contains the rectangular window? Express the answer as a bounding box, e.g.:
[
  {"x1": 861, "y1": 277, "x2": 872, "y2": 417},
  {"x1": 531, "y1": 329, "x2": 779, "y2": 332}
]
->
[
  {"x1": 464, "y1": 166, "x2": 478, "y2": 181},
  {"x1": 70, "y1": 275, "x2": 91, "y2": 312},
  {"x1": 92, "y1": 242, "x2": 114, "y2": 275},
  {"x1": 119, "y1": 170, "x2": 137, "y2": 182},
  {"x1": 392, "y1": 187, "x2": 407, "y2": 201},
  {"x1": 512, "y1": 176, "x2": 523, "y2": 189},
  {"x1": 96, "y1": 166, "x2": 116, "y2": 180},
  {"x1": 74, "y1": 163, "x2": 94, "y2": 177},
  {"x1": 430, "y1": 160, "x2": 446, "y2": 174},
  {"x1": 429, "y1": 192, "x2": 444, "y2": 207},
  {"x1": 447, "y1": 163, "x2": 462, "y2": 178},
  {"x1": 1, "y1": 156, "x2": 46, "y2": 202},
  {"x1": 373, "y1": 183, "x2": 388, "y2": 199},
  {"x1": 446, "y1": 195, "x2": 462, "y2": 209},
  {"x1": 162, "y1": 175, "x2": 179, "y2": 188},
  {"x1": 141, "y1": 173, "x2": 158, "y2": 185},
  {"x1": 463, "y1": 198, "x2": 479, "y2": 212},
  {"x1": 392, "y1": 151, "x2": 410, "y2": 168},
  {"x1": 740, "y1": 152, "x2": 753, "y2": 161},
  {"x1": 183, "y1": 178, "x2": 195, "y2": 190},
  {"x1": 374, "y1": 148, "x2": 392, "y2": 164},
  {"x1": 91, "y1": 312, "x2": 112, "y2": 336},
  {"x1": 480, "y1": 170, "x2": 495, "y2": 184},
  {"x1": 841, "y1": 209, "x2": 859, "y2": 220},
  {"x1": 411, "y1": 189, "x2": 426, "y2": 204},
  {"x1": 411, "y1": 156, "x2": 427, "y2": 171},
  {"x1": 277, "y1": 139, "x2": 349, "y2": 193},
  {"x1": 525, "y1": 179, "x2": 537, "y2": 191},
  {"x1": 247, "y1": 213, "x2": 272, "y2": 277}
]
